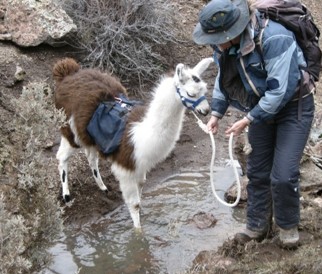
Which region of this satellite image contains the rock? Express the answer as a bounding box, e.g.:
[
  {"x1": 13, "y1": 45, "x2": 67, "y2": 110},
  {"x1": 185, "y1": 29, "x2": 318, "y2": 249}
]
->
[
  {"x1": 191, "y1": 211, "x2": 217, "y2": 229},
  {"x1": 193, "y1": 251, "x2": 236, "y2": 271},
  {"x1": 313, "y1": 197, "x2": 322, "y2": 207},
  {"x1": 233, "y1": 133, "x2": 249, "y2": 175},
  {"x1": 14, "y1": 65, "x2": 26, "y2": 81},
  {"x1": 311, "y1": 140, "x2": 322, "y2": 156},
  {"x1": 225, "y1": 175, "x2": 248, "y2": 204},
  {"x1": 300, "y1": 160, "x2": 322, "y2": 192},
  {"x1": 0, "y1": 0, "x2": 77, "y2": 47},
  {"x1": 0, "y1": 33, "x2": 11, "y2": 40}
]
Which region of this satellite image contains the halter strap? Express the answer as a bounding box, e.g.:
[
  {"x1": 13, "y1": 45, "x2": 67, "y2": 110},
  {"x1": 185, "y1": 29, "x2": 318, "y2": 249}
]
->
[{"x1": 176, "y1": 87, "x2": 206, "y2": 111}]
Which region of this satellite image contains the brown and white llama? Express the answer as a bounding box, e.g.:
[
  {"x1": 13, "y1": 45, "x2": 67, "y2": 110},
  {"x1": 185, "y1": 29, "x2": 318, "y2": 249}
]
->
[{"x1": 53, "y1": 57, "x2": 213, "y2": 229}]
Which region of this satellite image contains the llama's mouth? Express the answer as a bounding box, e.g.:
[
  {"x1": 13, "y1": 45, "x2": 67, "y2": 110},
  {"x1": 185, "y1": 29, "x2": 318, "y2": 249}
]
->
[{"x1": 197, "y1": 108, "x2": 209, "y2": 116}]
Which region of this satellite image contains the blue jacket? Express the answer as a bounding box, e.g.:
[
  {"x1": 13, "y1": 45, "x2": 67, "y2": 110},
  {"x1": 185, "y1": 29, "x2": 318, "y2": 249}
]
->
[{"x1": 211, "y1": 12, "x2": 307, "y2": 123}]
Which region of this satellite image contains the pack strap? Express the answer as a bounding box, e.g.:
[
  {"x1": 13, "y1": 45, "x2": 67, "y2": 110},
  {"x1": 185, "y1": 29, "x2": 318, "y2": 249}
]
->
[
  {"x1": 292, "y1": 71, "x2": 315, "y2": 120},
  {"x1": 113, "y1": 96, "x2": 134, "y2": 111},
  {"x1": 245, "y1": 16, "x2": 269, "y2": 97},
  {"x1": 298, "y1": 73, "x2": 304, "y2": 120},
  {"x1": 113, "y1": 95, "x2": 142, "y2": 111}
]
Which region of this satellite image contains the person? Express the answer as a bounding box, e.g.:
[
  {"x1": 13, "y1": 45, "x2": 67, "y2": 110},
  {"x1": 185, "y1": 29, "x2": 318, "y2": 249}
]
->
[{"x1": 193, "y1": 0, "x2": 315, "y2": 248}]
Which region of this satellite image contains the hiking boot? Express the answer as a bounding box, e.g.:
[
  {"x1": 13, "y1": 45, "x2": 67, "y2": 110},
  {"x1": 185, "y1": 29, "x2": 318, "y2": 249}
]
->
[
  {"x1": 278, "y1": 227, "x2": 299, "y2": 249},
  {"x1": 234, "y1": 228, "x2": 267, "y2": 245}
]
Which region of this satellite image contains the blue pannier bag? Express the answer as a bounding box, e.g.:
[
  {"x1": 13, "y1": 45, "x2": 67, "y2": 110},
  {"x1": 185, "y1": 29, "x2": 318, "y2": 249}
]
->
[{"x1": 87, "y1": 95, "x2": 141, "y2": 155}]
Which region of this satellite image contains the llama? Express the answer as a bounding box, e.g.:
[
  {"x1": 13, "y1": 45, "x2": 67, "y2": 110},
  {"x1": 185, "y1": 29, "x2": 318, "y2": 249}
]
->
[{"x1": 53, "y1": 57, "x2": 213, "y2": 229}]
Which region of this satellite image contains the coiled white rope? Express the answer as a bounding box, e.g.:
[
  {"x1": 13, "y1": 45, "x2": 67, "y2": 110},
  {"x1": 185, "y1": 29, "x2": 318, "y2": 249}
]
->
[{"x1": 191, "y1": 112, "x2": 241, "y2": 207}]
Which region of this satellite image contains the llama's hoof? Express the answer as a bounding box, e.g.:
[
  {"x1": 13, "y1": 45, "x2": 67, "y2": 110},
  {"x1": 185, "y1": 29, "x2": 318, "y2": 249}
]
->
[
  {"x1": 63, "y1": 195, "x2": 71, "y2": 203},
  {"x1": 134, "y1": 226, "x2": 142, "y2": 233},
  {"x1": 104, "y1": 189, "x2": 109, "y2": 194}
]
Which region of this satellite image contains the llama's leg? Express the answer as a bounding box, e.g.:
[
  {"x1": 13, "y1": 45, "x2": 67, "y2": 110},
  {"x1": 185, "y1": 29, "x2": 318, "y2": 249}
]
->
[
  {"x1": 120, "y1": 179, "x2": 142, "y2": 229},
  {"x1": 84, "y1": 146, "x2": 108, "y2": 193},
  {"x1": 56, "y1": 136, "x2": 76, "y2": 202},
  {"x1": 139, "y1": 173, "x2": 147, "y2": 198},
  {"x1": 112, "y1": 165, "x2": 142, "y2": 229}
]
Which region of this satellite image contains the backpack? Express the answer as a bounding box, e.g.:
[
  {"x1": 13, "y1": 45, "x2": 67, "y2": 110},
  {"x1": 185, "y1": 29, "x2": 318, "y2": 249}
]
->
[
  {"x1": 87, "y1": 95, "x2": 142, "y2": 155},
  {"x1": 254, "y1": 0, "x2": 322, "y2": 82}
]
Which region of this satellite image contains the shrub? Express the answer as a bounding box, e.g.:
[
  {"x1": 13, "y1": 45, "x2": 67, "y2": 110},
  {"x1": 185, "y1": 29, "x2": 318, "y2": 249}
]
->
[
  {"x1": 0, "y1": 82, "x2": 65, "y2": 273},
  {"x1": 0, "y1": 194, "x2": 32, "y2": 274},
  {"x1": 60, "y1": 0, "x2": 183, "y2": 94}
]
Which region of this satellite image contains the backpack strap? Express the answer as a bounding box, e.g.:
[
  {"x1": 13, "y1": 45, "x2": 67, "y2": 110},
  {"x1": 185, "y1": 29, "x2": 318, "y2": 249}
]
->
[
  {"x1": 241, "y1": 14, "x2": 268, "y2": 97},
  {"x1": 254, "y1": 15, "x2": 269, "y2": 55}
]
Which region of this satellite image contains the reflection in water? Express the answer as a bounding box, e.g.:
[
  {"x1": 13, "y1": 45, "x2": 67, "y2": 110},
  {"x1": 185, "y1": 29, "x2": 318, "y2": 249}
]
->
[{"x1": 42, "y1": 166, "x2": 245, "y2": 274}]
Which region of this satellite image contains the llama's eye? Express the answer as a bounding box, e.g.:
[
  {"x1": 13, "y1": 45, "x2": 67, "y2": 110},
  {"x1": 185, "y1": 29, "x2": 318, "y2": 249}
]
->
[
  {"x1": 192, "y1": 75, "x2": 200, "y2": 83},
  {"x1": 187, "y1": 92, "x2": 196, "y2": 98}
]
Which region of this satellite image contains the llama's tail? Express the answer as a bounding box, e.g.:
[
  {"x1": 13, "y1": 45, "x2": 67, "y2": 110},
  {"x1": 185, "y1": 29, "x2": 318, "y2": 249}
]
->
[{"x1": 53, "y1": 58, "x2": 80, "y2": 83}]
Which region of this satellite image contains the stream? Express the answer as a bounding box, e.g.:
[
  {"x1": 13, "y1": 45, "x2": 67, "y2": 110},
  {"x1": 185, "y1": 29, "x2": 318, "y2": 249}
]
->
[{"x1": 41, "y1": 165, "x2": 246, "y2": 274}]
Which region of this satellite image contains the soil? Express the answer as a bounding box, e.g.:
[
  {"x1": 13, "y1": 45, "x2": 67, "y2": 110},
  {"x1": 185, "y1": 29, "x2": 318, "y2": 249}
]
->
[{"x1": 1, "y1": 0, "x2": 322, "y2": 273}]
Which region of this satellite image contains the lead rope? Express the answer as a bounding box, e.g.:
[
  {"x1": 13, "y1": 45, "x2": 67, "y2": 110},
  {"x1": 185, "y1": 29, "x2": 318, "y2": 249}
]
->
[{"x1": 191, "y1": 112, "x2": 241, "y2": 207}]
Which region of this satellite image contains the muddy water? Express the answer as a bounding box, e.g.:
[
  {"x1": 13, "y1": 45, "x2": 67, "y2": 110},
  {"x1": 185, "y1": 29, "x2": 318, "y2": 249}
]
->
[{"x1": 42, "y1": 166, "x2": 246, "y2": 274}]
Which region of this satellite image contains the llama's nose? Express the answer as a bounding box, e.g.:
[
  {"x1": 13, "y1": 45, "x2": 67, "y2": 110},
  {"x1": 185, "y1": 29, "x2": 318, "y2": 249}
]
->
[{"x1": 197, "y1": 108, "x2": 209, "y2": 116}]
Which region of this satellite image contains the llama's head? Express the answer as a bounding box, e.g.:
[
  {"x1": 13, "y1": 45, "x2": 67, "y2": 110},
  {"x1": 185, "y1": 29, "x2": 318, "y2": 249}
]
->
[{"x1": 174, "y1": 57, "x2": 213, "y2": 116}]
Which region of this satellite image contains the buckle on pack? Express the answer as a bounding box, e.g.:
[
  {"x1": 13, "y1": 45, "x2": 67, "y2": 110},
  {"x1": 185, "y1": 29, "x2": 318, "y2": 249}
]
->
[{"x1": 114, "y1": 97, "x2": 133, "y2": 111}]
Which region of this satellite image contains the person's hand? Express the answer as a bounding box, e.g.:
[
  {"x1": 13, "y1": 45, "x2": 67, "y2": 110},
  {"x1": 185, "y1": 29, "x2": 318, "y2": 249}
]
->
[
  {"x1": 225, "y1": 117, "x2": 250, "y2": 136},
  {"x1": 207, "y1": 115, "x2": 220, "y2": 134}
]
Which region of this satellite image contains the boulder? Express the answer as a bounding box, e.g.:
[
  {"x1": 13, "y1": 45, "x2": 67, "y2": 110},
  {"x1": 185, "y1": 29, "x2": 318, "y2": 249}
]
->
[{"x1": 0, "y1": 0, "x2": 76, "y2": 47}]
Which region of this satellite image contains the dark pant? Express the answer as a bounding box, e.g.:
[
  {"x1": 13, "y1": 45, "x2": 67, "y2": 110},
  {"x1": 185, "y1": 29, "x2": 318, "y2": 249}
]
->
[{"x1": 246, "y1": 94, "x2": 315, "y2": 231}]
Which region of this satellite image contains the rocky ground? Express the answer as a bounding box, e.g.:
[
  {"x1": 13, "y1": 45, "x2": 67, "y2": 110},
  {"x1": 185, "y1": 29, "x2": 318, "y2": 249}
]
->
[{"x1": 0, "y1": 0, "x2": 322, "y2": 273}]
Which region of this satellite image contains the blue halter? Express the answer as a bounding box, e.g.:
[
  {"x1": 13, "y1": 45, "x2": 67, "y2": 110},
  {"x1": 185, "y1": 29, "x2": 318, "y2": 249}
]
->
[{"x1": 176, "y1": 87, "x2": 206, "y2": 111}]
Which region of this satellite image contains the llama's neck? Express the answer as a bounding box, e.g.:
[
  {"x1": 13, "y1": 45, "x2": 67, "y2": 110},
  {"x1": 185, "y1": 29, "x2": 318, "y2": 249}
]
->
[
  {"x1": 145, "y1": 76, "x2": 185, "y2": 127},
  {"x1": 128, "y1": 76, "x2": 186, "y2": 175}
]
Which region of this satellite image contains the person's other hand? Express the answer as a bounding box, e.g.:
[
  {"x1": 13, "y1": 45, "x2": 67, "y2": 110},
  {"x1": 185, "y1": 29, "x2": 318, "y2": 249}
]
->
[{"x1": 225, "y1": 117, "x2": 250, "y2": 136}]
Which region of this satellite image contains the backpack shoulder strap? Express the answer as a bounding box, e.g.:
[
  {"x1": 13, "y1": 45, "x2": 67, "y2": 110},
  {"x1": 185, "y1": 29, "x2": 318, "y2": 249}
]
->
[{"x1": 254, "y1": 14, "x2": 269, "y2": 57}]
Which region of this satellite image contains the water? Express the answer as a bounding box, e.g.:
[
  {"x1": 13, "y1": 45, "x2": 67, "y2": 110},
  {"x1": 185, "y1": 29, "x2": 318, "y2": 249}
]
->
[{"x1": 41, "y1": 166, "x2": 246, "y2": 274}]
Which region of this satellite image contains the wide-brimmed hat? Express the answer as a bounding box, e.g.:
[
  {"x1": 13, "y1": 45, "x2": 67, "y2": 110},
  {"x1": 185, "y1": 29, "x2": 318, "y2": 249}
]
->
[{"x1": 193, "y1": 0, "x2": 250, "y2": 45}]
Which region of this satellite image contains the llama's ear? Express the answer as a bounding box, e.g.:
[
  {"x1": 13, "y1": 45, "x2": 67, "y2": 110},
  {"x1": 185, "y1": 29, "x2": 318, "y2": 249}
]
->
[
  {"x1": 192, "y1": 57, "x2": 214, "y2": 76},
  {"x1": 176, "y1": 63, "x2": 185, "y2": 77},
  {"x1": 176, "y1": 63, "x2": 189, "y2": 83}
]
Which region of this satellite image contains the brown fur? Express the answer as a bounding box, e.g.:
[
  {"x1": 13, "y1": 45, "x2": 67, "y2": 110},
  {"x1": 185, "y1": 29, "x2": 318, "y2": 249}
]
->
[
  {"x1": 53, "y1": 58, "x2": 144, "y2": 170},
  {"x1": 53, "y1": 58, "x2": 80, "y2": 83}
]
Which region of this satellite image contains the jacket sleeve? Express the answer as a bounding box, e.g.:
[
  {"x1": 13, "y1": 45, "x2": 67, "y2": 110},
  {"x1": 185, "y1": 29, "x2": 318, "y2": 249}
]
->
[
  {"x1": 248, "y1": 28, "x2": 305, "y2": 123},
  {"x1": 211, "y1": 71, "x2": 229, "y2": 118}
]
